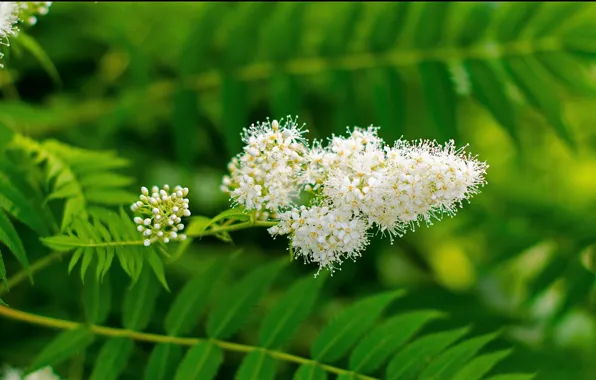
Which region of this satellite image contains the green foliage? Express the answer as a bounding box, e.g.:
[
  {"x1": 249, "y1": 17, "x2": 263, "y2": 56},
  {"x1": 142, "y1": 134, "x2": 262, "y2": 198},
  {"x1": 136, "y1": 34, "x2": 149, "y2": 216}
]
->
[{"x1": 21, "y1": 259, "x2": 532, "y2": 380}]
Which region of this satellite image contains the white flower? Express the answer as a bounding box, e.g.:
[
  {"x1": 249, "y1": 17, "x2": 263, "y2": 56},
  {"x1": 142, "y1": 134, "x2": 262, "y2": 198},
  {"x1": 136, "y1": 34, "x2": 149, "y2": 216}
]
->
[
  {"x1": 224, "y1": 118, "x2": 488, "y2": 274},
  {"x1": 270, "y1": 205, "x2": 369, "y2": 275},
  {"x1": 0, "y1": 2, "x2": 20, "y2": 41},
  {"x1": 1, "y1": 365, "x2": 61, "y2": 380},
  {"x1": 222, "y1": 116, "x2": 309, "y2": 216},
  {"x1": 131, "y1": 185, "x2": 190, "y2": 245}
]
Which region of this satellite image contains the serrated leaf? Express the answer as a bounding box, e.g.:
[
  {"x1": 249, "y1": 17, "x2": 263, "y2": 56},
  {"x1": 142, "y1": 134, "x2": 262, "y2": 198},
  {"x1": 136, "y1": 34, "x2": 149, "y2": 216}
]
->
[
  {"x1": 419, "y1": 331, "x2": 500, "y2": 380},
  {"x1": 80, "y1": 247, "x2": 94, "y2": 283},
  {"x1": 537, "y1": 52, "x2": 596, "y2": 95},
  {"x1": 259, "y1": 274, "x2": 326, "y2": 349},
  {"x1": 40, "y1": 235, "x2": 82, "y2": 251},
  {"x1": 144, "y1": 344, "x2": 183, "y2": 380},
  {"x1": 466, "y1": 59, "x2": 520, "y2": 147},
  {"x1": 486, "y1": 375, "x2": 536, "y2": 380},
  {"x1": 386, "y1": 326, "x2": 470, "y2": 380},
  {"x1": 83, "y1": 267, "x2": 111, "y2": 324},
  {"x1": 27, "y1": 328, "x2": 95, "y2": 374},
  {"x1": 174, "y1": 341, "x2": 223, "y2": 380},
  {"x1": 0, "y1": 174, "x2": 48, "y2": 235},
  {"x1": 452, "y1": 349, "x2": 512, "y2": 380},
  {"x1": 89, "y1": 338, "x2": 134, "y2": 380},
  {"x1": 495, "y1": 2, "x2": 542, "y2": 42},
  {"x1": 122, "y1": 265, "x2": 161, "y2": 330},
  {"x1": 235, "y1": 350, "x2": 276, "y2": 380},
  {"x1": 205, "y1": 208, "x2": 250, "y2": 232},
  {"x1": 504, "y1": 56, "x2": 575, "y2": 149},
  {"x1": 0, "y1": 209, "x2": 28, "y2": 271},
  {"x1": 165, "y1": 256, "x2": 229, "y2": 336},
  {"x1": 68, "y1": 248, "x2": 84, "y2": 274},
  {"x1": 419, "y1": 61, "x2": 458, "y2": 142},
  {"x1": 293, "y1": 364, "x2": 327, "y2": 380},
  {"x1": 311, "y1": 290, "x2": 404, "y2": 363},
  {"x1": 349, "y1": 310, "x2": 444, "y2": 374},
  {"x1": 147, "y1": 249, "x2": 170, "y2": 291},
  {"x1": 207, "y1": 258, "x2": 287, "y2": 339}
]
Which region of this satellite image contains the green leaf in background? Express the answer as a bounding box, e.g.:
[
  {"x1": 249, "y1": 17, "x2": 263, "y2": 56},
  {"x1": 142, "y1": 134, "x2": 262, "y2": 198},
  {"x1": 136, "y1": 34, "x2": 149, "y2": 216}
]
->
[
  {"x1": 386, "y1": 326, "x2": 470, "y2": 380},
  {"x1": 495, "y1": 2, "x2": 542, "y2": 42},
  {"x1": 221, "y1": 76, "x2": 248, "y2": 158},
  {"x1": 145, "y1": 344, "x2": 183, "y2": 380},
  {"x1": 349, "y1": 310, "x2": 444, "y2": 374},
  {"x1": 174, "y1": 341, "x2": 223, "y2": 380},
  {"x1": 418, "y1": 331, "x2": 500, "y2": 380},
  {"x1": 122, "y1": 265, "x2": 161, "y2": 330},
  {"x1": 146, "y1": 249, "x2": 170, "y2": 291},
  {"x1": 0, "y1": 173, "x2": 49, "y2": 236},
  {"x1": 371, "y1": 68, "x2": 406, "y2": 143},
  {"x1": 13, "y1": 32, "x2": 61, "y2": 85},
  {"x1": 165, "y1": 256, "x2": 228, "y2": 336},
  {"x1": 0, "y1": 250, "x2": 6, "y2": 291},
  {"x1": 504, "y1": 56, "x2": 576, "y2": 149},
  {"x1": 89, "y1": 338, "x2": 134, "y2": 380},
  {"x1": 486, "y1": 375, "x2": 536, "y2": 380},
  {"x1": 0, "y1": 123, "x2": 14, "y2": 150},
  {"x1": 83, "y1": 267, "x2": 111, "y2": 324},
  {"x1": 235, "y1": 350, "x2": 277, "y2": 380},
  {"x1": 27, "y1": 328, "x2": 95, "y2": 374},
  {"x1": 207, "y1": 258, "x2": 287, "y2": 339},
  {"x1": 311, "y1": 290, "x2": 404, "y2": 363},
  {"x1": 292, "y1": 364, "x2": 327, "y2": 380},
  {"x1": 0, "y1": 209, "x2": 28, "y2": 274},
  {"x1": 452, "y1": 349, "x2": 513, "y2": 380},
  {"x1": 419, "y1": 61, "x2": 459, "y2": 142},
  {"x1": 466, "y1": 59, "x2": 520, "y2": 148},
  {"x1": 258, "y1": 273, "x2": 326, "y2": 349}
]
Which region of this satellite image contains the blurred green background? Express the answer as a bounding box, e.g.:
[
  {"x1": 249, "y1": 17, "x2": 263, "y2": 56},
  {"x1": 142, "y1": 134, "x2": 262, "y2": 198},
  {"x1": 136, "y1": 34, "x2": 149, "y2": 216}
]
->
[{"x1": 2, "y1": 2, "x2": 596, "y2": 379}]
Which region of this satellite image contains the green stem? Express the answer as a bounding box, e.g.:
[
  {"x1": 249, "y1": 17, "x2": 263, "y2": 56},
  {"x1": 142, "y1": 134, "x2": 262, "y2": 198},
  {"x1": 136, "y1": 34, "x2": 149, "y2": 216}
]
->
[
  {"x1": 0, "y1": 251, "x2": 66, "y2": 296},
  {"x1": 0, "y1": 305, "x2": 377, "y2": 380}
]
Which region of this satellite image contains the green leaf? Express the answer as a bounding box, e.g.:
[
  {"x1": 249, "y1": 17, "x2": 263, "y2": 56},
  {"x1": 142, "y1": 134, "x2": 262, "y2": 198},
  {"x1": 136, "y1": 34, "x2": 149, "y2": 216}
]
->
[
  {"x1": 504, "y1": 56, "x2": 575, "y2": 149},
  {"x1": 419, "y1": 61, "x2": 458, "y2": 142},
  {"x1": 452, "y1": 349, "x2": 513, "y2": 380},
  {"x1": 293, "y1": 364, "x2": 327, "y2": 380},
  {"x1": 122, "y1": 265, "x2": 161, "y2": 330},
  {"x1": 495, "y1": 2, "x2": 542, "y2": 42},
  {"x1": 205, "y1": 207, "x2": 250, "y2": 231},
  {"x1": 466, "y1": 59, "x2": 520, "y2": 147},
  {"x1": 147, "y1": 249, "x2": 170, "y2": 291},
  {"x1": 0, "y1": 249, "x2": 7, "y2": 290},
  {"x1": 172, "y1": 86, "x2": 199, "y2": 170},
  {"x1": 235, "y1": 350, "x2": 277, "y2": 380},
  {"x1": 145, "y1": 344, "x2": 183, "y2": 380},
  {"x1": 14, "y1": 32, "x2": 61, "y2": 85},
  {"x1": 486, "y1": 375, "x2": 536, "y2": 380},
  {"x1": 371, "y1": 68, "x2": 406, "y2": 143},
  {"x1": 349, "y1": 310, "x2": 444, "y2": 374},
  {"x1": 386, "y1": 326, "x2": 470, "y2": 380},
  {"x1": 79, "y1": 173, "x2": 135, "y2": 188},
  {"x1": 0, "y1": 173, "x2": 48, "y2": 235},
  {"x1": 259, "y1": 274, "x2": 326, "y2": 349},
  {"x1": 68, "y1": 248, "x2": 84, "y2": 274},
  {"x1": 311, "y1": 290, "x2": 404, "y2": 363},
  {"x1": 165, "y1": 256, "x2": 229, "y2": 336},
  {"x1": 414, "y1": 2, "x2": 452, "y2": 48},
  {"x1": 40, "y1": 235, "x2": 82, "y2": 252},
  {"x1": 537, "y1": 52, "x2": 596, "y2": 95},
  {"x1": 83, "y1": 267, "x2": 111, "y2": 324},
  {"x1": 221, "y1": 76, "x2": 248, "y2": 157},
  {"x1": 27, "y1": 328, "x2": 95, "y2": 374},
  {"x1": 207, "y1": 258, "x2": 287, "y2": 339},
  {"x1": 89, "y1": 338, "x2": 134, "y2": 380},
  {"x1": 80, "y1": 247, "x2": 94, "y2": 283},
  {"x1": 418, "y1": 331, "x2": 500, "y2": 380},
  {"x1": 0, "y1": 122, "x2": 14, "y2": 150},
  {"x1": 455, "y1": 3, "x2": 493, "y2": 46},
  {"x1": 85, "y1": 189, "x2": 137, "y2": 205},
  {"x1": 174, "y1": 341, "x2": 223, "y2": 380},
  {"x1": 0, "y1": 209, "x2": 28, "y2": 271}
]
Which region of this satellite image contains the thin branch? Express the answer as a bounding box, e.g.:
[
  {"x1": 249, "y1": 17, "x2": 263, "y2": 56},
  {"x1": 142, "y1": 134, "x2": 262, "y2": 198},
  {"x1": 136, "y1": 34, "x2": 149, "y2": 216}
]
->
[
  {"x1": 0, "y1": 305, "x2": 378, "y2": 380},
  {"x1": 0, "y1": 251, "x2": 66, "y2": 296}
]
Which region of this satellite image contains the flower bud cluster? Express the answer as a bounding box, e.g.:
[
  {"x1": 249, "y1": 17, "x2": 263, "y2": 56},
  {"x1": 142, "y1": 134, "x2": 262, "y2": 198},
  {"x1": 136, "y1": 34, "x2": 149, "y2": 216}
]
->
[
  {"x1": 19, "y1": 2, "x2": 52, "y2": 26},
  {"x1": 222, "y1": 118, "x2": 488, "y2": 274},
  {"x1": 131, "y1": 185, "x2": 190, "y2": 246}
]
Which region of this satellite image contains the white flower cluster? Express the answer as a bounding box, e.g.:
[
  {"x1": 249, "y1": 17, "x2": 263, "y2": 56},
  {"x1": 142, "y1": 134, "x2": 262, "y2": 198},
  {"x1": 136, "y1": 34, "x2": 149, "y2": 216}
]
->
[
  {"x1": 0, "y1": 2, "x2": 52, "y2": 67},
  {"x1": 1, "y1": 365, "x2": 61, "y2": 380},
  {"x1": 0, "y1": 2, "x2": 51, "y2": 41},
  {"x1": 131, "y1": 185, "x2": 190, "y2": 246},
  {"x1": 220, "y1": 116, "x2": 308, "y2": 220},
  {"x1": 222, "y1": 117, "x2": 488, "y2": 275}
]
